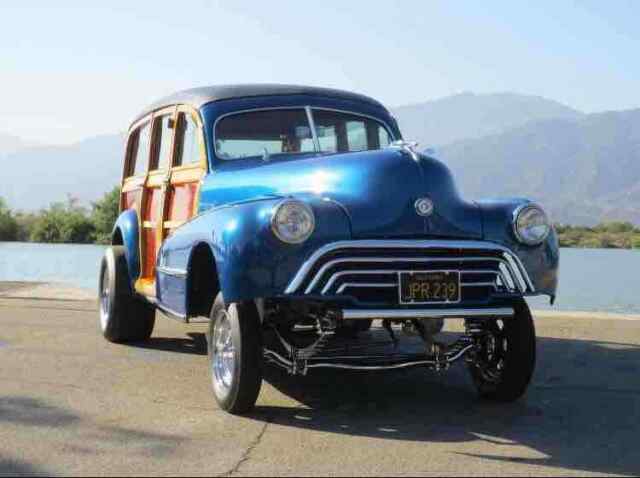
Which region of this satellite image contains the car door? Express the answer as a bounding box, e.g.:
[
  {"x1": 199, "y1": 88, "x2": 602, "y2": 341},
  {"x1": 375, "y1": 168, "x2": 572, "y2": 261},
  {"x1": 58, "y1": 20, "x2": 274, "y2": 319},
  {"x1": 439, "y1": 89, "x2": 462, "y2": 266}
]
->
[
  {"x1": 155, "y1": 106, "x2": 207, "y2": 315},
  {"x1": 135, "y1": 106, "x2": 178, "y2": 296},
  {"x1": 161, "y1": 106, "x2": 207, "y2": 238}
]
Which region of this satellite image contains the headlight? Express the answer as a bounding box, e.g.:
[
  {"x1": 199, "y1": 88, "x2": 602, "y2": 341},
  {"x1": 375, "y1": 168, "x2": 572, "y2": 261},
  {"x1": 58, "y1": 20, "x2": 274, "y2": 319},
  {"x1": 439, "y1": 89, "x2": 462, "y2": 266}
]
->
[
  {"x1": 513, "y1": 204, "x2": 550, "y2": 245},
  {"x1": 271, "y1": 200, "x2": 315, "y2": 244}
]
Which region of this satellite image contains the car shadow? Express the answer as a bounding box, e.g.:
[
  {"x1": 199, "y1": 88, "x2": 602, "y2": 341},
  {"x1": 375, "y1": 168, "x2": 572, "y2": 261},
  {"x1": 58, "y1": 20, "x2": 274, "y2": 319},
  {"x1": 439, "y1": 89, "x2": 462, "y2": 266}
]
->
[
  {"x1": 131, "y1": 332, "x2": 207, "y2": 356},
  {"x1": 250, "y1": 332, "x2": 640, "y2": 476}
]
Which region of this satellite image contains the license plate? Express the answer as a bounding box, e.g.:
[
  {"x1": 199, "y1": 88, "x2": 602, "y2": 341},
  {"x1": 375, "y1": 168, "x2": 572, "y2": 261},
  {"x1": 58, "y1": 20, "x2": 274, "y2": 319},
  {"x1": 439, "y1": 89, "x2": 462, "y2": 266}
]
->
[{"x1": 399, "y1": 271, "x2": 461, "y2": 304}]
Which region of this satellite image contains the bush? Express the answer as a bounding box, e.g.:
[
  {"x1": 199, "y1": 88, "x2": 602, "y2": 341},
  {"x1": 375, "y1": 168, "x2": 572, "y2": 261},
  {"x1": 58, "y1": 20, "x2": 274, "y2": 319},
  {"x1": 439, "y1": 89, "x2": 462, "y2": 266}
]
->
[
  {"x1": 30, "y1": 198, "x2": 95, "y2": 244},
  {"x1": 0, "y1": 198, "x2": 19, "y2": 241},
  {"x1": 91, "y1": 187, "x2": 120, "y2": 244}
]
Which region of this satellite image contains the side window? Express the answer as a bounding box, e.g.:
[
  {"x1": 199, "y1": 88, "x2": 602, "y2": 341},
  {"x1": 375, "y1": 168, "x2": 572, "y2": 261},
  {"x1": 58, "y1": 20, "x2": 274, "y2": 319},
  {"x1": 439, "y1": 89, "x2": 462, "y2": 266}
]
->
[
  {"x1": 151, "y1": 115, "x2": 174, "y2": 170},
  {"x1": 346, "y1": 120, "x2": 367, "y2": 151},
  {"x1": 378, "y1": 126, "x2": 392, "y2": 148},
  {"x1": 175, "y1": 113, "x2": 201, "y2": 166},
  {"x1": 129, "y1": 122, "x2": 151, "y2": 177}
]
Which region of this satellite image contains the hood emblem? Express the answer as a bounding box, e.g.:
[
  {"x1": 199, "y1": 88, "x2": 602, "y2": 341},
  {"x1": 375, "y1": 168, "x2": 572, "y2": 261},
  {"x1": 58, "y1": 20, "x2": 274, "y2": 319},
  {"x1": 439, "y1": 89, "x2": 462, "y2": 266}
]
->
[{"x1": 415, "y1": 198, "x2": 434, "y2": 217}]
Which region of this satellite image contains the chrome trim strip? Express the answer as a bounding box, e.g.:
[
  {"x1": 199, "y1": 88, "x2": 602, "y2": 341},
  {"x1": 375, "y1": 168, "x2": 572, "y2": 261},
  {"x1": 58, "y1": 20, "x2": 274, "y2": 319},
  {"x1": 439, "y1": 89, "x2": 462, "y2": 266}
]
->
[
  {"x1": 462, "y1": 282, "x2": 498, "y2": 289},
  {"x1": 305, "y1": 106, "x2": 321, "y2": 152},
  {"x1": 341, "y1": 307, "x2": 514, "y2": 320},
  {"x1": 304, "y1": 256, "x2": 512, "y2": 294},
  {"x1": 286, "y1": 240, "x2": 534, "y2": 294},
  {"x1": 321, "y1": 269, "x2": 396, "y2": 295},
  {"x1": 156, "y1": 266, "x2": 187, "y2": 278},
  {"x1": 336, "y1": 282, "x2": 397, "y2": 294}
]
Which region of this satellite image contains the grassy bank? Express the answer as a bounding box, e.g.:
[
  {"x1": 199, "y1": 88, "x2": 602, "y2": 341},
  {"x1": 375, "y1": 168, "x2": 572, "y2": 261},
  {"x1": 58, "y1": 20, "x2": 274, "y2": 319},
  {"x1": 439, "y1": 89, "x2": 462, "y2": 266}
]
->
[{"x1": 556, "y1": 223, "x2": 640, "y2": 249}]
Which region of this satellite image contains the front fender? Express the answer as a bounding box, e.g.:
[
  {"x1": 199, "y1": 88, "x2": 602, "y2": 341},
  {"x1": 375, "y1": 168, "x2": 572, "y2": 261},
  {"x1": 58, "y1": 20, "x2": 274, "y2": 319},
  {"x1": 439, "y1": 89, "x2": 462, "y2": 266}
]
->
[
  {"x1": 477, "y1": 199, "x2": 559, "y2": 298},
  {"x1": 160, "y1": 197, "x2": 351, "y2": 303},
  {"x1": 112, "y1": 209, "x2": 140, "y2": 285}
]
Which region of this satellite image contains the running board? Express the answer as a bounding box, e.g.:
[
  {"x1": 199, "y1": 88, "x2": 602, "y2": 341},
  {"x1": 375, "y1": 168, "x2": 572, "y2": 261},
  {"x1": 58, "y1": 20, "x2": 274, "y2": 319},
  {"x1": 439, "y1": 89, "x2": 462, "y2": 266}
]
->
[{"x1": 341, "y1": 307, "x2": 514, "y2": 320}]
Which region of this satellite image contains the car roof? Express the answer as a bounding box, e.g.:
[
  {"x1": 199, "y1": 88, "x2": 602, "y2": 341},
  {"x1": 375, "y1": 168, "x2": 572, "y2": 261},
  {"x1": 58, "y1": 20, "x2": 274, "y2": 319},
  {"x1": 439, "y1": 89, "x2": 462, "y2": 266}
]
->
[{"x1": 132, "y1": 84, "x2": 387, "y2": 126}]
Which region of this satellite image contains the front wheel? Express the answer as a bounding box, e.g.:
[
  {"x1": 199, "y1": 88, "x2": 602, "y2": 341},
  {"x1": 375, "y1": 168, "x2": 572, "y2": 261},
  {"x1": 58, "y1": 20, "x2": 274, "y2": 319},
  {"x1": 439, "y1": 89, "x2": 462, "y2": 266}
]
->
[
  {"x1": 207, "y1": 293, "x2": 263, "y2": 414},
  {"x1": 467, "y1": 299, "x2": 536, "y2": 402}
]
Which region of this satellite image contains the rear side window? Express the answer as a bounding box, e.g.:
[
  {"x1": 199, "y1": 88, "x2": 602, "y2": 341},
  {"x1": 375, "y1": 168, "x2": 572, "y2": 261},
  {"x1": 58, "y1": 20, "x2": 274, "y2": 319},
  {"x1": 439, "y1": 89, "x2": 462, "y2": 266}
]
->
[
  {"x1": 175, "y1": 113, "x2": 201, "y2": 166},
  {"x1": 151, "y1": 115, "x2": 174, "y2": 170},
  {"x1": 312, "y1": 110, "x2": 392, "y2": 153},
  {"x1": 129, "y1": 122, "x2": 151, "y2": 177}
]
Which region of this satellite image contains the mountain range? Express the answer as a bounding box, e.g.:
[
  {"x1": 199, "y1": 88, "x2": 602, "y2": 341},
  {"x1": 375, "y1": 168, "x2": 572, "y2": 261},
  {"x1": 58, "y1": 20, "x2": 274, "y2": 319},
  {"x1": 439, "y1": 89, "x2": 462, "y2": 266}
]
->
[{"x1": 1, "y1": 92, "x2": 638, "y2": 226}]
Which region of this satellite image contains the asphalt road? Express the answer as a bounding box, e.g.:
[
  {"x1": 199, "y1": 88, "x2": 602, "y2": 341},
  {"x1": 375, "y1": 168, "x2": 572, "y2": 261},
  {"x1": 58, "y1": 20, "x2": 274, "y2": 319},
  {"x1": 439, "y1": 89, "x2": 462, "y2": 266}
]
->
[{"x1": 1, "y1": 297, "x2": 639, "y2": 476}]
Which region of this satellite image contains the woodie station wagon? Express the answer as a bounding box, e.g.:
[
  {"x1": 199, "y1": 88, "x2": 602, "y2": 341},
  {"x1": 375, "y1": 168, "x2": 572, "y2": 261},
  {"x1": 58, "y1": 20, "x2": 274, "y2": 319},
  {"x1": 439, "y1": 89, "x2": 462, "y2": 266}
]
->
[{"x1": 99, "y1": 84, "x2": 559, "y2": 413}]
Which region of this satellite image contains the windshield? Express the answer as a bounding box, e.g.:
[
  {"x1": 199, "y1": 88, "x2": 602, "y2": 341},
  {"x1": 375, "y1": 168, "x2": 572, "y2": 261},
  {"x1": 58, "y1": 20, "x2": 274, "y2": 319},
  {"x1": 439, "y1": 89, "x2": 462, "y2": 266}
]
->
[
  {"x1": 214, "y1": 108, "x2": 393, "y2": 160},
  {"x1": 215, "y1": 109, "x2": 315, "y2": 160}
]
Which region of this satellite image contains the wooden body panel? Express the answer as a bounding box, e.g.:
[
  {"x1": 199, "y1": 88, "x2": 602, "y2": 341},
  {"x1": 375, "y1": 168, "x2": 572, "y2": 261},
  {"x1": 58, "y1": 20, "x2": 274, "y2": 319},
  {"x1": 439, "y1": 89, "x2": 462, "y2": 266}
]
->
[{"x1": 119, "y1": 104, "x2": 207, "y2": 297}]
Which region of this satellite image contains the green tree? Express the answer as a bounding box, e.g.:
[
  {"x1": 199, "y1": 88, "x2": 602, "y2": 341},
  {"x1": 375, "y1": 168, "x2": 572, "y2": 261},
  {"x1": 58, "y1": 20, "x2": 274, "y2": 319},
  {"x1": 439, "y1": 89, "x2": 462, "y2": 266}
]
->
[
  {"x1": 30, "y1": 197, "x2": 95, "y2": 244},
  {"x1": 91, "y1": 186, "x2": 120, "y2": 244},
  {"x1": 0, "y1": 197, "x2": 19, "y2": 241}
]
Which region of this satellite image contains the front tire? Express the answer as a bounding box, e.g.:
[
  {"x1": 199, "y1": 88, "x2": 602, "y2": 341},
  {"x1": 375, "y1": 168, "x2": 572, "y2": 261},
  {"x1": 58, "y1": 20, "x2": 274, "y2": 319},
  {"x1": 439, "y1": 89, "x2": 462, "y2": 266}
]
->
[
  {"x1": 207, "y1": 293, "x2": 263, "y2": 414},
  {"x1": 467, "y1": 299, "x2": 536, "y2": 402},
  {"x1": 99, "y1": 246, "x2": 155, "y2": 343}
]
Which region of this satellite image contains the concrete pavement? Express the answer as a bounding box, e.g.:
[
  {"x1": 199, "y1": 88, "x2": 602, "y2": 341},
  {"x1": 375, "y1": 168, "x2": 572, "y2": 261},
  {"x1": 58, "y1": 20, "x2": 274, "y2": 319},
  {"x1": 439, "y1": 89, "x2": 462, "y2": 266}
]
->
[{"x1": 1, "y1": 291, "x2": 639, "y2": 476}]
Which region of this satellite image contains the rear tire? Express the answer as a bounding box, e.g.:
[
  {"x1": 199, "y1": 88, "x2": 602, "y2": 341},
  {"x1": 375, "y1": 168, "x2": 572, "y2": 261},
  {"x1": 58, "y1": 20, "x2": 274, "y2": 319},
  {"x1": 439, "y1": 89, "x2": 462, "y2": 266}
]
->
[
  {"x1": 99, "y1": 246, "x2": 155, "y2": 343},
  {"x1": 467, "y1": 299, "x2": 536, "y2": 402},
  {"x1": 207, "y1": 293, "x2": 263, "y2": 414}
]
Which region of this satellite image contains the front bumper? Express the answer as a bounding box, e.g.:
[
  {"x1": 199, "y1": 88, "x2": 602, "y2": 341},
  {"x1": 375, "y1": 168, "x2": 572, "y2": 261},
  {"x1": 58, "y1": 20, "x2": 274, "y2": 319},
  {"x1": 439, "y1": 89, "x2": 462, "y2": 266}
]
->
[{"x1": 341, "y1": 307, "x2": 514, "y2": 320}]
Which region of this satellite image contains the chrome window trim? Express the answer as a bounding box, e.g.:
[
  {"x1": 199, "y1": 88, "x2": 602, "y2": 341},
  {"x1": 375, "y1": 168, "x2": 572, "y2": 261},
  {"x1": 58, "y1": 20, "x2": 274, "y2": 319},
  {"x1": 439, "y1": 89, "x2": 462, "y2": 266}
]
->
[
  {"x1": 285, "y1": 240, "x2": 535, "y2": 294},
  {"x1": 212, "y1": 106, "x2": 396, "y2": 161},
  {"x1": 305, "y1": 106, "x2": 321, "y2": 152}
]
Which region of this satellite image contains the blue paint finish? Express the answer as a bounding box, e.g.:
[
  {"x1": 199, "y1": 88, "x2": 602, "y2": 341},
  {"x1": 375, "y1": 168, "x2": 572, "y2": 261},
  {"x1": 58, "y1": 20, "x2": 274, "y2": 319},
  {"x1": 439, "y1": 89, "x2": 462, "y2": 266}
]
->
[
  {"x1": 156, "y1": 272, "x2": 186, "y2": 316},
  {"x1": 476, "y1": 198, "x2": 559, "y2": 296},
  {"x1": 0, "y1": 340, "x2": 8, "y2": 349},
  {"x1": 150, "y1": 90, "x2": 558, "y2": 314},
  {"x1": 112, "y1": 209, "x2": 140, "y2": 285},
  {"x1": 159, "y1": 196, "x2": 350, "y2": 304}
]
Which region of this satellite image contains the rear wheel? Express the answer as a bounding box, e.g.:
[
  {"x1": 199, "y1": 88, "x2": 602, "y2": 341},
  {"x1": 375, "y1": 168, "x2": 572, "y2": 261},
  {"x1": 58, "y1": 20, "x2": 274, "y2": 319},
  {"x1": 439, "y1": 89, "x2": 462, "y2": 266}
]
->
[
  {"x1": 207, "y1": 293, "x2": 263, "y2": 414},
  {"x1": 467, "y1": 299, "x2": 536, "y2": 402},
  {"x1": 99, "y1": 246, "x2": 155, "y2": 343}
]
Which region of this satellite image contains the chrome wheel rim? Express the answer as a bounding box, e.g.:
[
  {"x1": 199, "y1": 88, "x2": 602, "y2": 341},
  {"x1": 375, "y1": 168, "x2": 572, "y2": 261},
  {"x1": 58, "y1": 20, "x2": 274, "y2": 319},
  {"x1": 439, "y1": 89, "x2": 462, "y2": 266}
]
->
[
  {"x1": 99, "y1": 262, "x2": 110, "y2": 331},
  {"x1": 212, "y1": 310, "x2": 235, "y2": 393},
  {"x1": 476, "y1": 320, "x2": 507, "y2": 383}
]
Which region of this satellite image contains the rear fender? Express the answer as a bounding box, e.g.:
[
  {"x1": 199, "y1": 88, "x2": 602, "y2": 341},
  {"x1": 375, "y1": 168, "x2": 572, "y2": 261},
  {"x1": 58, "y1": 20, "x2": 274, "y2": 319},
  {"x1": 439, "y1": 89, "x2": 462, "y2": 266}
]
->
[{"x1": 112, "y1": 209, "x2": 140, "y2": 286}]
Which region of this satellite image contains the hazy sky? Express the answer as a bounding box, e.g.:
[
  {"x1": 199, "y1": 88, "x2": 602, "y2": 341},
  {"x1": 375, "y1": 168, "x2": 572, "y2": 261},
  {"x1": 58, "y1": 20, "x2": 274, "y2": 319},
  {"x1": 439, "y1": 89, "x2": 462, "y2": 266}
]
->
[{"x1": 2, "y1": 0, "x2": 639, "y2": 145}]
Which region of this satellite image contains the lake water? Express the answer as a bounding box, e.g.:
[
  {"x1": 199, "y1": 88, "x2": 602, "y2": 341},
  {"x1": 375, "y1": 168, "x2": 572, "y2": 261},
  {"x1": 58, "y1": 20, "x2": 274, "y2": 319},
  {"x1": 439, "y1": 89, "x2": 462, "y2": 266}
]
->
[{"x1": 0, "y1": 242, "x2": 639, "y2": 314}]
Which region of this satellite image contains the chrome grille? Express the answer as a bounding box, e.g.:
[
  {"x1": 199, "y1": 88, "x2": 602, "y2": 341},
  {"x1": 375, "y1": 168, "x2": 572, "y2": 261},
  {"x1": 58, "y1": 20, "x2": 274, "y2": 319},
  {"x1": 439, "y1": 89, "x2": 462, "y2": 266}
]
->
[{"x1": 285, "y1": 240, "x2": 534, "y2": 301}]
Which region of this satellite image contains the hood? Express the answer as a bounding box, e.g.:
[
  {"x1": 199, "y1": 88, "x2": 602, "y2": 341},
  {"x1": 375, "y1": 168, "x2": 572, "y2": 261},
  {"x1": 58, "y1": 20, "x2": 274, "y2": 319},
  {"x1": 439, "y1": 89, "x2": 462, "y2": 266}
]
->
[{"x1": 201, "y1": 149, "x2": 482, "y2": 239}]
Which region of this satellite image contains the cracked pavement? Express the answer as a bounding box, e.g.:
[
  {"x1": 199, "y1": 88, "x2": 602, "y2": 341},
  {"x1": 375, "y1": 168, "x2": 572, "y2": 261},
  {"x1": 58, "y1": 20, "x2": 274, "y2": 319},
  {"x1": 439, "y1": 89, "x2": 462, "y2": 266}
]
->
[{"x1": 1, "y1": 297, "x2": 640, "y2": 476}]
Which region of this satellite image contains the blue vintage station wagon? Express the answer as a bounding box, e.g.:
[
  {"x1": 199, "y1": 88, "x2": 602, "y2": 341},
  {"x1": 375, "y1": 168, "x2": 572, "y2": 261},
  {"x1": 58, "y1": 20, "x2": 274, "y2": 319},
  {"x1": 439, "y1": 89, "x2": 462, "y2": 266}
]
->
[{"x1": 99, "y1": 84, "x2": 559, "y2": 414}]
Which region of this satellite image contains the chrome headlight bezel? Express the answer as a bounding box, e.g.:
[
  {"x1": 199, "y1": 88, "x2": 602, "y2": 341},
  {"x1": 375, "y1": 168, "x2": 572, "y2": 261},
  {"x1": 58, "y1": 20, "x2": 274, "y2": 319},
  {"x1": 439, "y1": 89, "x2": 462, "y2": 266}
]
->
[
  {"x1": 513, "y1": 203, "x2": 551, "y2": 246},
  {"x1": 270, "y1": 199, "x2": 316, "y2": 244}
]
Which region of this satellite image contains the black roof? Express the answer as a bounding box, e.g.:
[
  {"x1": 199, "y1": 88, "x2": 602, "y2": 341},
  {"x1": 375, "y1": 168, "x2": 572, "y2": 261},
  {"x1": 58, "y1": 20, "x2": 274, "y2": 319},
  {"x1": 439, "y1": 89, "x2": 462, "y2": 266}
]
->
[{"x1": 132, "y1": 84, "x2": 386, "y2": 125}]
